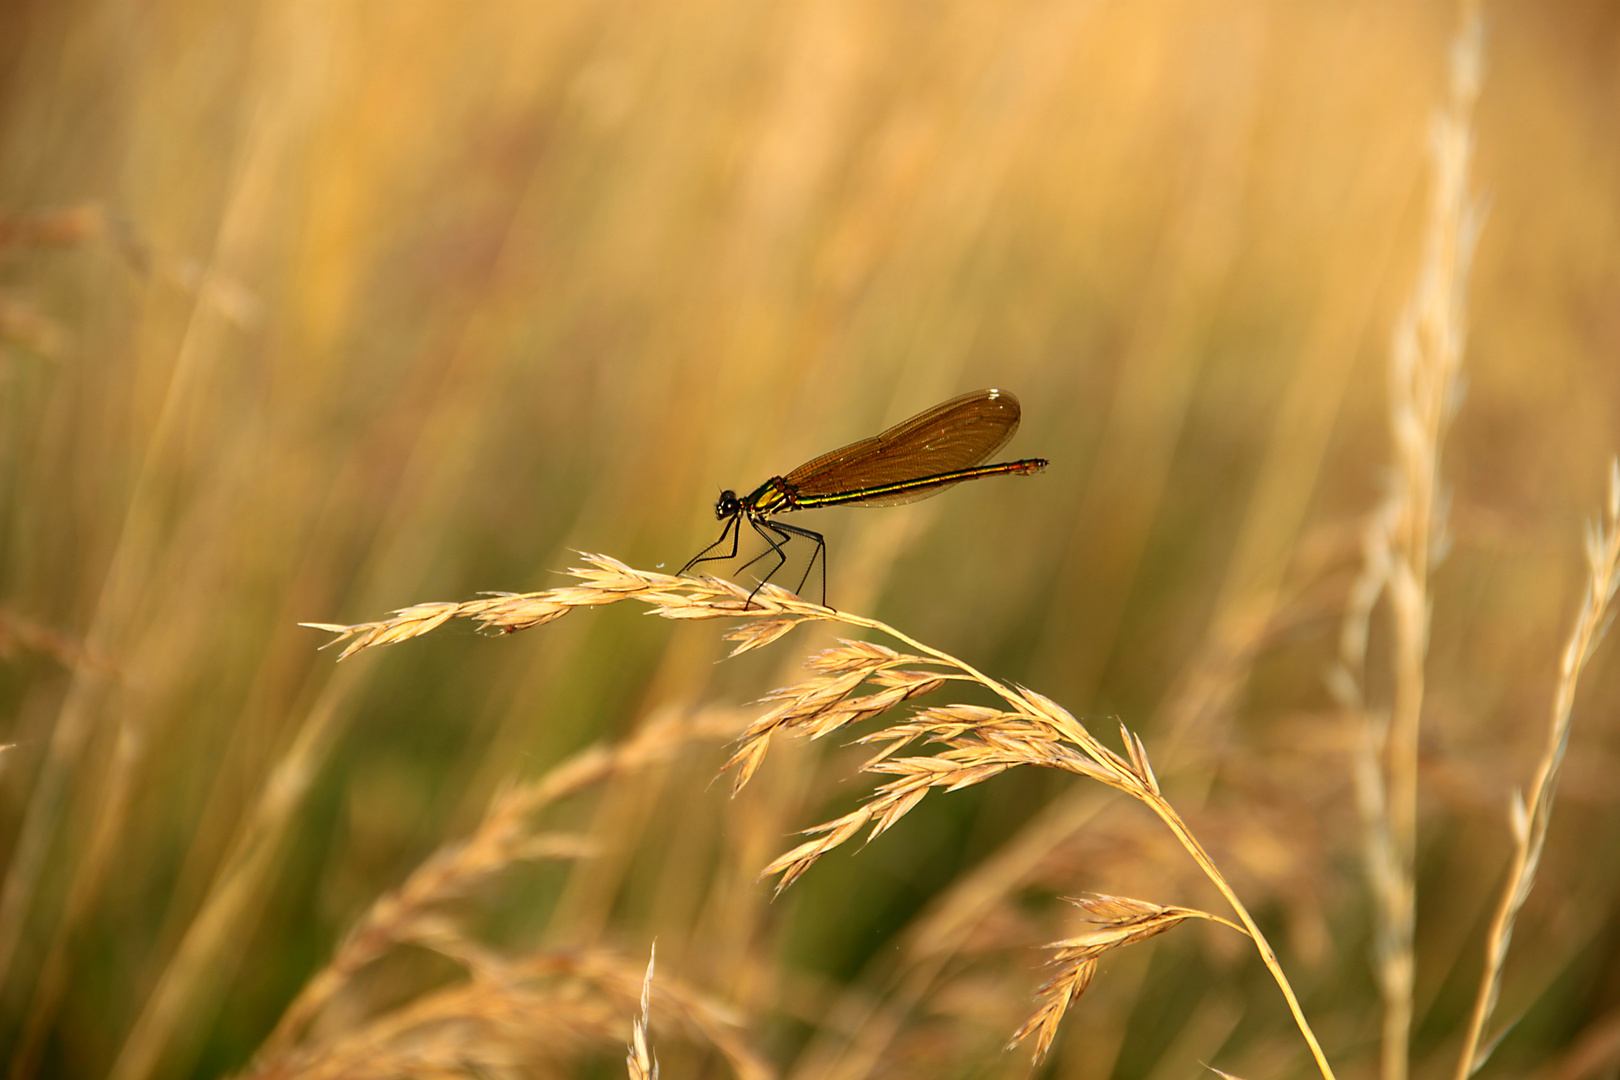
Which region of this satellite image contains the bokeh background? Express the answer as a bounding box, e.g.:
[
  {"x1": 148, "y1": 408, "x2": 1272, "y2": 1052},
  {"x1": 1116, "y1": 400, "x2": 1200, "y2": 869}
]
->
[{"x1": 2, "y1": 1, "x2": 1619, "y2": 1078}]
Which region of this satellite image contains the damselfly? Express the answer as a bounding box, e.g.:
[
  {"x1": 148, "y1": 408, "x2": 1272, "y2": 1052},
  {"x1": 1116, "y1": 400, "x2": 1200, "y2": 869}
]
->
[{"x1": 679, "y1": 388, "x2": 1048, "y2": 606}]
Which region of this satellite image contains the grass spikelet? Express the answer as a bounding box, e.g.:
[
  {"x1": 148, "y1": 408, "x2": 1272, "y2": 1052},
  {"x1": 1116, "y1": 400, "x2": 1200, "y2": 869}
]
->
[
  {"x1": 626, "y1": 944, "x2": 658, "y2": 1080},
  {"x1": 1008, "y1": 957, "x2": 1097, "y2": 1065},
  {"x1": 1453, "y1": 460, "x2": 1620, "y2": 1079},
  {"x1": 717, "y1": 645, "x2": 937, "y2": 791},
  {"x1": 804, "y1": 639, "x2": 909, "y2": 674},
  {"x1": 1007, "y1": 894, "x2": 1236, "y2": 1064},
  {"x1": 723, "y1": 618, "x2": 804, "y2": 657},
  {"x1": 303, "y1": 556, "x2": 830, "y2": 660}
]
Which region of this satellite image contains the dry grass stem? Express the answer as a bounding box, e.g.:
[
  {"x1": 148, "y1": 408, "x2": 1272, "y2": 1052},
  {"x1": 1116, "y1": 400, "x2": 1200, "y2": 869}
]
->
[
  {"x1": 719, "y1": 642, "x2": 1335, "y2": 1075},
  {"x1": 303, "y1": 556, "x2": 823, "y2": 661},
  {"x1": 1453, "y1": 461, "x2": 1620, "y2": 1079},
  {"x1": 797, "y1": 538, "x2": 1359, "y2": 1080},
  {"x1": 627, "y1": 944, "x2": 659, "y2": 1080},
  {"x1": 1328, "y1": 9, "x2": 1484, "y2": 1080},
  {"x1": 248, "y1": 949, "x2": 769, "y2": 1080},
  {"x1": 311, "y1": 555, "x2": 1338, "y2": 1077},
  {"x1": 260, "y1": 705, "x2": 748, "y2": 1059}
]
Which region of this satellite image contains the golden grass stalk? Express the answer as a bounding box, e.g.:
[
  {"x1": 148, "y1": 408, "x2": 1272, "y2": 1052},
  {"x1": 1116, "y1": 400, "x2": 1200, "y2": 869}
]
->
[
  {"x1": 1328, "y1": 9, "x2": 1483, "y2": 1080},
  {"x1": 302, "y1": 557, "x2": 818, "y2": 660},
  {"x1": 793, "y1": 545, "x2": 1345, "y2": 1080},
  {"x1": 1452, "y1": 461, "x2": 1620, "y2": 1079},
  {"x1": 627, "y1": 944, "x2": 659, "y2": 1080},
  {"x1": 256, "y1": 704, "x2": 747, "y2": 1062},
  {"x1": 248, "y1": 948, "x2": 767, "y2": 1080},
  {"x1": 107, "y1": 667, "x2": 367, "y2": 1080},
  {"x1": 310, "y1": 554, "x2": 1339, "y2": 1078}
]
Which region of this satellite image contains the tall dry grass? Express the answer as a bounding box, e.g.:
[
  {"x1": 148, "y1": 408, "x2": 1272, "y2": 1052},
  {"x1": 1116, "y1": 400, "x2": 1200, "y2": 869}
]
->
[
  {"x1": 1328, "y1": 10, "x2": 1483, "y2": 1080},
  {"x1": 3, "y1": 1, "x2": 1620, "y2": 1079},
  {"x1": 301, "y1": 556, "x2": 1342, "y2": 1075}
]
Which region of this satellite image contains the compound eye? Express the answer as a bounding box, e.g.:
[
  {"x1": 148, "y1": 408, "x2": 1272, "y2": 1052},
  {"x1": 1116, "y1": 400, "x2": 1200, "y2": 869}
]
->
[{"x1": 714, "y1": 490, "x2": 739, "y2": 519}]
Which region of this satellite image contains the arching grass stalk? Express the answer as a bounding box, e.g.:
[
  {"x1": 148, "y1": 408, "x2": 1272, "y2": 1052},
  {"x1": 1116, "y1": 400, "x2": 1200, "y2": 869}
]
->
[{"x1": 308, "y1": 555, "x2": 1336, "y2": 1077}]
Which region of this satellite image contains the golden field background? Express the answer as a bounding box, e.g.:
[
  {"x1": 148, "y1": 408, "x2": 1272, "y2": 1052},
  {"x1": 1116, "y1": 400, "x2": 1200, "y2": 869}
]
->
[{"x1": 2, "y1": 1, "x2": 1619, "y2": 1078}]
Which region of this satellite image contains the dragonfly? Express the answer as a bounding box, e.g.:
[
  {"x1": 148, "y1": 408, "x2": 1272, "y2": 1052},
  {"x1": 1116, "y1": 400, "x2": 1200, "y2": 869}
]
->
[{"x1": 679, "y1": 388, "x2": 1048, "y2": 606}]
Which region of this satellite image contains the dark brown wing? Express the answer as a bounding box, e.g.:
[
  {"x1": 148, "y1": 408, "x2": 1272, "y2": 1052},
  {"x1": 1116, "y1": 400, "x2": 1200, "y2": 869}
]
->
[{"x1": 782, "y1": 389, "x2": 1022, "y2": 505}]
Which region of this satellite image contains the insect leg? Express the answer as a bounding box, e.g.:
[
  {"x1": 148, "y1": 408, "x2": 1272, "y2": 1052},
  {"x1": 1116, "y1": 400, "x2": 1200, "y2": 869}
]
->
[
  {"x1": 741, "y1": 515, "x2": 793, "y2": 607},
  {"x1": 678, "y1": 512, "x2": 742, "y2": 577},
  {"x1": 732, "y1": 526, "x2": 781, "y2": 578},
  {"x1": 771, "y1": 521, "x2": 828, "y2": 608}
]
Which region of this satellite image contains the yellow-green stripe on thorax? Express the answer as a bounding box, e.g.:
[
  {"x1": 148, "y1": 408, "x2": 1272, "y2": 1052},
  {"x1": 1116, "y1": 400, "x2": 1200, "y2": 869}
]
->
[{"x1": 745, "y1": 477, "x2": 799, "y2": 514}]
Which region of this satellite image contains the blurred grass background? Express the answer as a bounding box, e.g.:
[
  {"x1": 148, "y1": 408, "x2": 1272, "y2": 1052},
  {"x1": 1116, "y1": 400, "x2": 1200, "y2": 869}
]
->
[{"x1": 2, "y1": 0, "x2": 1619, "y2": 1077}]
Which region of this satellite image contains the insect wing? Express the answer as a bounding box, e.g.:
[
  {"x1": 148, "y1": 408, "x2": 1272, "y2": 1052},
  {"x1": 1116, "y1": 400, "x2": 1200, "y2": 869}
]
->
[{"x1": 782, "y1": 389, "x2": 1021, "y2": 500}]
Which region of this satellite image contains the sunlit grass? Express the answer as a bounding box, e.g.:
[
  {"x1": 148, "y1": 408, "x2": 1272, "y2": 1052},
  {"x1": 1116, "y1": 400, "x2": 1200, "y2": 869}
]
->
[{"x1": 2, "y1": 2, "x2": 1620, "y2": 1078}]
